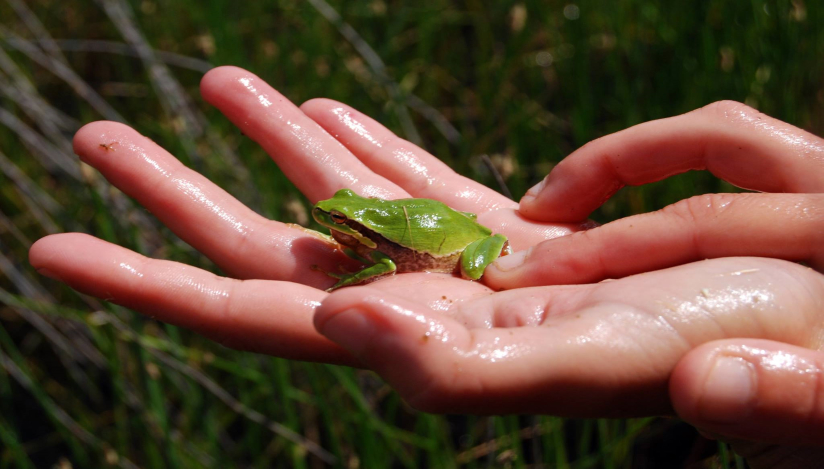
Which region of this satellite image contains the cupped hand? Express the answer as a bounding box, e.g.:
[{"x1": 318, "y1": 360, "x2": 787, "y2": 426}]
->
[
  {"x1": 28, "y1": 65, "x2": 579, "y2": 365},
  {"x1": 29, "y1": 65, "x2": 824, "y2": 463},
  {"x1": 313, "y1": 101, "x2": 824, "y2": 467}
]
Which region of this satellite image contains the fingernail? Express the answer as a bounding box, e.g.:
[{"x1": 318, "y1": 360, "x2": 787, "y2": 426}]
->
[
  {"x1": 318, "y1": 308, "x2": 374, "y2": 357},
  {"x1": 525, "y1": 177, "x2": 548, "y2": 198},
  {"x1": 492, "y1": 248, "x2": 529, "y2": 271},
  {"x1": 700, "y1": 356, "x2": 756, "y2": 422}
]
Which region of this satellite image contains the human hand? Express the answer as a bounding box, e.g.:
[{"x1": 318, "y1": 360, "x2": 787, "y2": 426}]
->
[
  {"x1": 28, "y1": 65, "x2": 579, "y2": 365},
  {"x1": 315, "y1": 102, "x2": 824, "y2": 467}
]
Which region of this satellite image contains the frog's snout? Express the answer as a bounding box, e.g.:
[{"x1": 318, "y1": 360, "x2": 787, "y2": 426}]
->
[{"x1": 311, "y1": 207, "x2": 324, "y2": 224}]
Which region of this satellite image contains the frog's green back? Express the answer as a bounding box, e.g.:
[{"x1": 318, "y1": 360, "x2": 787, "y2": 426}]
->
[{"x1": 319, "y1": 190, "x2": 491, "y2": 256}]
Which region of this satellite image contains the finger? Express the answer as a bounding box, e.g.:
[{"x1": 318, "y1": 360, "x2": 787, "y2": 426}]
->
[
  {"x1": 30, "y1": 233, "x2": 353, "y2": 364},
  {"x1": 300, "y1": 98, "x2": 516, "y2": 213},
  {"x1": 315, "y1": 286, "x2": 679, "y2": 416},
  {"x1": 670, "y1": 338, "x2": 824, "y2": 446},
  {"x1": 299, "y1": 98, "x2": 584, "y2": 250},
  {"x1": 317, "y1": 258, "x2": 824, "y2": 415},
  {"x1": 486, "y1": 193, "x2": 824, "y2": 289},
  {"x1": 74, "y1": 120, "x2": 352, "y2": 286},
  {"x1": 520, "y1": 100, "x2": 824, "y2": 222},
  {"x1": 200, "y1": 66, "x2": 405, "y2": 201}
]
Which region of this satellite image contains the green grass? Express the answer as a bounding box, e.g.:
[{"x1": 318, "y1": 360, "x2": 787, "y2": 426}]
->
[{"x1": 0, "y1": 0, "x2": 822, "y2": 467}]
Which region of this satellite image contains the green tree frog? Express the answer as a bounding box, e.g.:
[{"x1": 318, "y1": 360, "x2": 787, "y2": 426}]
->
[{"x1": 313, "y1": 189, "x2": 510, "y2": 290}]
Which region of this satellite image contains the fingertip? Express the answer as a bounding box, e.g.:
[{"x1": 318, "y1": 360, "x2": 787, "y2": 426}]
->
[
  {"x1": 484, "y1": 234, "x2": 599, "y2": 288},
  {"x1": 671, "y1": 339, "x2": 824, "y2": 445},
  {"x1": 316, "y1": 286, "x2": 471, "y2": 359},
  {"x1": 517, "y1": 174, "x2": 598, "y2": 223},
  {"x1": 483, "y1": 250, "x2": 529, "y2": 290},
  {"x1": 313, "y1": 286, "x2": 378, "y2": 332},
  {"x1": 200, "y1": 65, "x2": 248, "y2": 95},
  {"x1": 299, "y1": 99, "x2": 375, "y2": 148},
  {"x1": 72, "y1": 121, "x2": 103, "y2": 155},
  {"x1": 200, "y1": 65, "x2": 267, "y2": 108},
  {"x1": 72, "y1": 121, "x2": 134, "y2": 160},
  {"x1": 29, "y1": 232, "x2": 87, "y2": 265},
  {"x1": 29, "y1": 234, "x2": 60, "y2": 272},
  {"x1": 671, "y1": 345, "x2": 757, "y2": 424},
  {"x1": 315, "y1": 308, "x2": 377, "y2": 358},
  {"x1": 315, "y1": 287, "x2": 478, "y2": 410},
  {"x1": 299, "y1": 97, "x2": 344, "y2": 114},
  {"x1": 490, "y1": 249, "x2": 529, "y2": 272},
  {"x1": 30, "y1": 233, "x2": 105, "y2": 281},
  {"x1": 315, "y1": 287, "x2": 412, "y2": 362},
  {"x1": 519, "y1": 175, "x2": 547, "y2": 206}
]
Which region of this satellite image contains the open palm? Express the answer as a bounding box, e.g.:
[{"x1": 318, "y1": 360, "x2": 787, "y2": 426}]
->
[
  {"x1": 31, "y1": 68, "x2": 824, "y2": 466},
  {"x1": 29, "y1": 66, "x2": 580, "y2": 365}
]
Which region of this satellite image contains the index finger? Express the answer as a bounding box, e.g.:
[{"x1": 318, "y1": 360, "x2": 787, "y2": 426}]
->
[
  {"x1": 200, "y1": 66, "x2": 406, "y2": 201},
  {"x1": 520, "y1": 101, "x2": 824, "y2": 222},
  {"x1": 299, "y1": 99, "x2": 517, "y2": 213}
]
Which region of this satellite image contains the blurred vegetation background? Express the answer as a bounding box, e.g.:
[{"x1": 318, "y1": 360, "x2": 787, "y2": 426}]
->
[{"x1": 0, "y1": 0, "x2": 822, "y2": 467}]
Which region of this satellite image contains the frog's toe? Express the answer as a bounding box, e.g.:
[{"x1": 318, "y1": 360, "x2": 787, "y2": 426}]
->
[{"x1": 460, "y1": 234, "x2": 508, "y2": 280}]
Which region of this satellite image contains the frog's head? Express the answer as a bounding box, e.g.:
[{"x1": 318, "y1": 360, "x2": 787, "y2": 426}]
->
[{"x1": 312, "y1": 189, "x2": 378, "y2": 248}]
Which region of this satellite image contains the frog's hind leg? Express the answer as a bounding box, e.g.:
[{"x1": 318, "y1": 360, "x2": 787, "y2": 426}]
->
[
  {"x1": 328, "y1": 251, "x2": 397, "y2": 291},
  {"x1": 459, "y1": 234, "x2": 508, "y2": 280},
  {"x1": 341, "y1": 247, "x2": 371, "y2": 264}
]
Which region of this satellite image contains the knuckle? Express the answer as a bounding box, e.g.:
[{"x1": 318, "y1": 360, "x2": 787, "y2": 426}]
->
[
  {"x1": 217, "y1": 278, "x2": 242, "y2": 322},
  {"x1": 194, "y1": 277, "x2": 240, "y2": 339},
  {"x1": 697, "y1": 100, "x2": 758, "y2": 121},
  {"x1": 577, "y1": 136, "x2": 605, "y2": 154},
  {"x1": 230, "y1": 219, "x2": 258, "y2": 260},
  {"x1": 531, "y1": 228, "x2": 605, "y2": 280},
  {"x1": 664, "y1": 193, "x2": 739, "y2": 225}
]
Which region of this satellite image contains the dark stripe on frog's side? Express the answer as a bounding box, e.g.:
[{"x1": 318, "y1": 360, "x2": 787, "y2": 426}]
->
[{"x1": 332, "y1": 219, "x2": 460, "y2": 274}]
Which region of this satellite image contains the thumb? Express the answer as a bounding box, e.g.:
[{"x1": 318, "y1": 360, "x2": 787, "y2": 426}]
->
[{"x1": 670, "y1": 338, "x2": 824, "y2": 446}]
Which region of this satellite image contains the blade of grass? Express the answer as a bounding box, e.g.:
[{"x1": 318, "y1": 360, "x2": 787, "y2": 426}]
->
[
  {"x1": 304, "y1": 0, "x2": 465, "y2": 147},
  {"x1": 0, "y1": 25, "x2": 126, "y2": 122},
  {"x1": 597, "y1": 419, "x2": 615, "y2": 469},
  {"x1": 0, "y1": 341, "x2": 139, "y2": 469},
  {"x1": 148, "y1": 335, "x2": 336, "y2": 464},
  {"x1": 2, "y1": 174, "x2": 60, "y2": 236},
  {"x1": 140, "y1": 347, "x2": 185, "y2": 469},
  {"x1": 0, "y1": 149, "x2": 62, "y2": 215},
  {"x1": 96, "y1": 0, "x2": 251, "y2": 191},
  {"x1": 326, "y1": 365, "x2": 432, "y2": 450},
  {"x1": 0, "y1": 413, "x2": 36, "y2": 469},
  {"x1": 0, "y1": 255, "x2": 96, "y2": 368},
  {"x1": 0, "y1": 210, "x2": 31, "y2": 247},
  {"x1": 718, "y1": 440, "x2": 731, "y2": 469},
  {"x1": 85, "y1": 304, "x2": 339, "y2": 464},
  {"x1": 0, "y1": 48, "x2": 79, "y2": 131},
  {"x1": 0, "y1": 106, "x2": 79, "y2": 179},
  {"x1": 42, "y1": 39, "x2": 213, "y2": 72},
  {"x1": 0, "y1": 251, "x2": 105, "y2": 367},
  {"x1": 4, "y1": 0, "x2": 69, "y2": 65},
  {"x1": 96, "y1": 0, "x2": 203, "y2": 162}
]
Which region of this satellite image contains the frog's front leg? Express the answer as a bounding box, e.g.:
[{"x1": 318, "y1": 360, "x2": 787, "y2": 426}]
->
[
  {"x1": 328, "y1": 251, "x2": 397, "y2": 291},
  {"x1": 460, "y1": 234, "x2": 508, "y2": 280}
]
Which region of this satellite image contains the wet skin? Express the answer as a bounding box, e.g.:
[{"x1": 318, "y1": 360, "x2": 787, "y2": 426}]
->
[{"x1": 28, "y1": 67, "x2": 824, "y2": 468}]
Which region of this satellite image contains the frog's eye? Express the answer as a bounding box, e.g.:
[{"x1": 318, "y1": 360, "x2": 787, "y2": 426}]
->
[{"x1": 330, "y1": 211, "x2": 347, "y2": 224}]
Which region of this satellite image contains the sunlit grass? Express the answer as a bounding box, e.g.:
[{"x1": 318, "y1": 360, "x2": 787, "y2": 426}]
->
[{"x1": 0, "y1": 0, "x2": 821, "y2": 466}]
